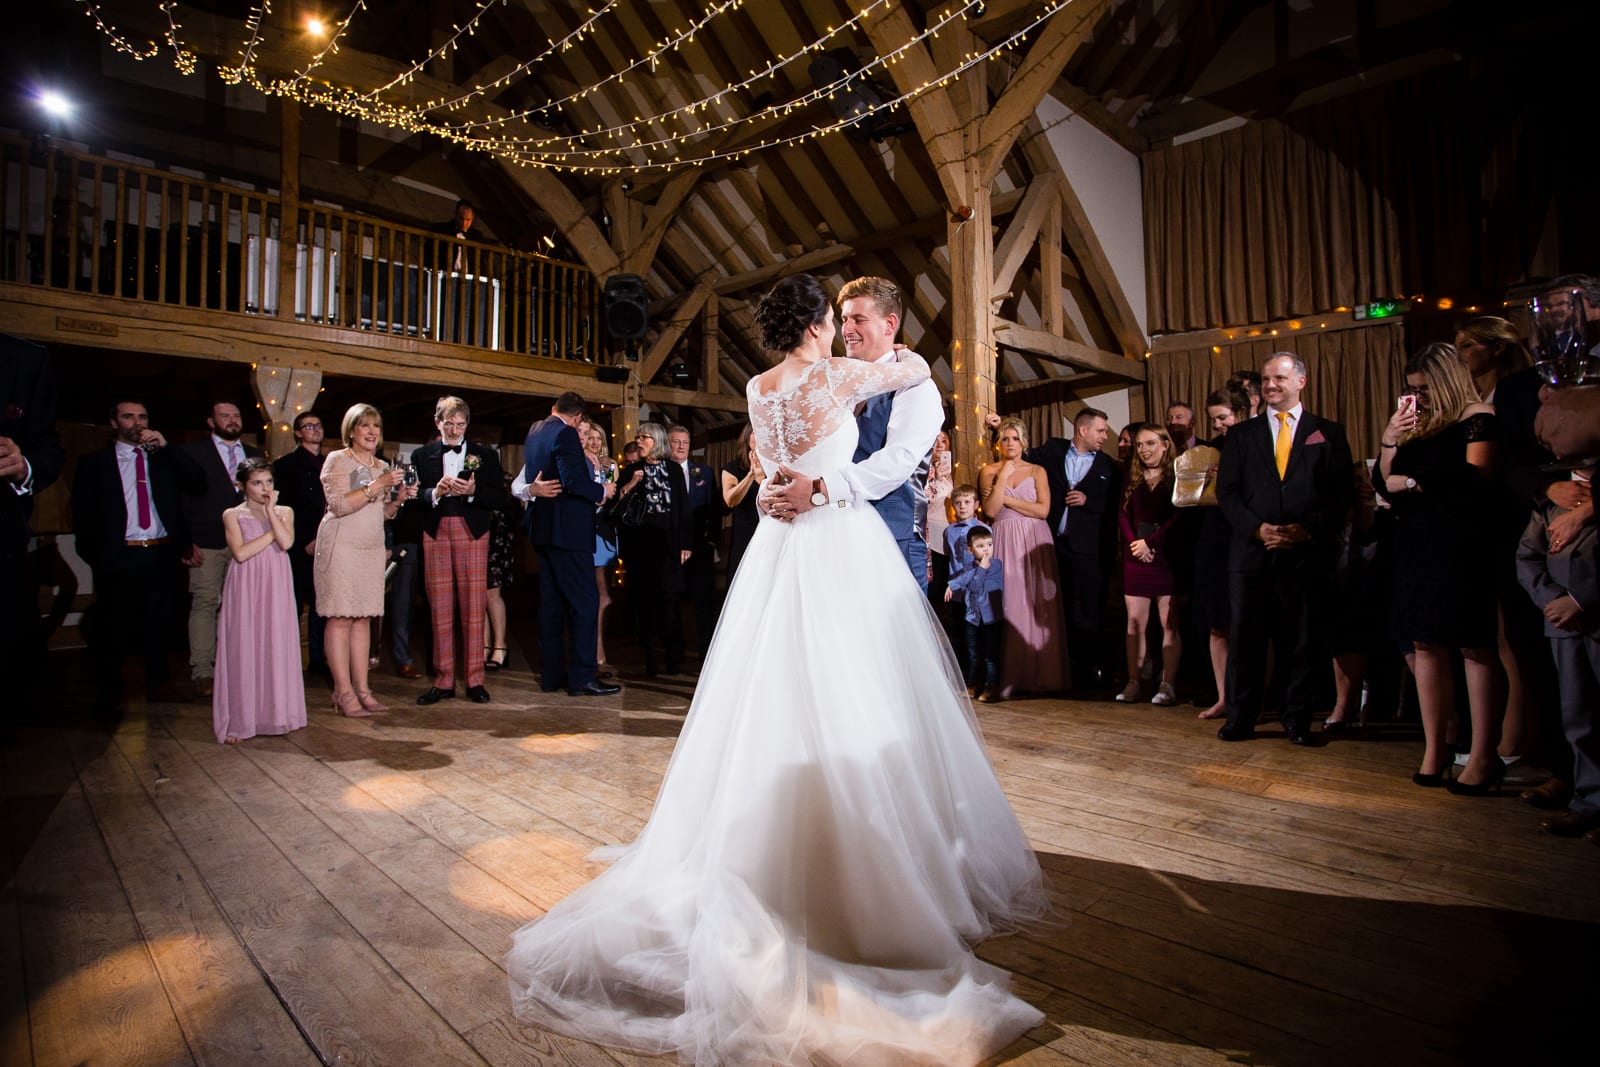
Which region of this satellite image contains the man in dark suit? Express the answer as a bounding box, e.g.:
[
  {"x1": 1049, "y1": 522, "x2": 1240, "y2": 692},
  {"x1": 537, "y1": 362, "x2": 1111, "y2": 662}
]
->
[
  {"x1": 524, "y1": 392, "x2": 619, "y2": 696},
  {"x1": 1, "y1": 335, "x2": 66, "y2": 710},
  {"x1": 1021, "y1": 407, "x2": 1122, "y2": 691},
  {"x1": 72, "y1": 401, "x2": 206, "y2": 705},
  {"x1": 666, "y1": 424, "x2": 721, "y2": 656},
  {"x1": 179, "y1": 401, "x2": 263, "y2": 696},
  {"x1": 412, "y1": 396, "x2": 504, "y2": 705},
  {"x1": 272, "y1": 410, "x2": 328, "y2": 675},
  {"x1": 1215, "y1": 352, "x2": 1353, "y2": 745}
]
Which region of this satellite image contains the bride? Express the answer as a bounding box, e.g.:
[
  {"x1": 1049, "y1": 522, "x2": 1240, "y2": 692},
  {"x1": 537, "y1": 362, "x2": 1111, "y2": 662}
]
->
[{"x1": 507, "y1": 273, "x2": 1048, "y2": 1065}]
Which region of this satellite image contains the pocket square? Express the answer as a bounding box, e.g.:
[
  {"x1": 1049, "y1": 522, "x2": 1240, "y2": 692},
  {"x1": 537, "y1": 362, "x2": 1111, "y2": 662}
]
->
[{"x1": 1305, "y1": 430, "x2": 1326, "y2": 445}]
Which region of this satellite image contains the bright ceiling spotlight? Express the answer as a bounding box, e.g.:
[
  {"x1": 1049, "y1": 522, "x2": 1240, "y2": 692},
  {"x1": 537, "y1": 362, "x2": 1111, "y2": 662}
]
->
[
  {"x1": 307, "y1": 17, "x2": 327, "y2": 36},
  {"x1": 38, "y1": 90, "x2": 72, "y2": 119}
]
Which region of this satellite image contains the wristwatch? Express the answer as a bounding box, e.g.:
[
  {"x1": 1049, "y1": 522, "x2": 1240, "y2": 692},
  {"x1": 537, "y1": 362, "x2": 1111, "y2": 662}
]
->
[{"x1": 809, "y1": 478, "x2": 828, "y2": 507}]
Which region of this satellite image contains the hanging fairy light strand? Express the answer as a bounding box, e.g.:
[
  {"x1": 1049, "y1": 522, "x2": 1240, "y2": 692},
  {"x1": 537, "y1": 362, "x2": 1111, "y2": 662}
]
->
[{"x1": 77, "y1": 0, "x2": 1076, "y2": 176}]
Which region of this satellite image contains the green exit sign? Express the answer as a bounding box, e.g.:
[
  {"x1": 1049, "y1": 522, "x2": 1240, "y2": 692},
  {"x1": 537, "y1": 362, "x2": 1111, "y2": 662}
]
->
[{"x1": 1353, "y1": 299, "x2": 1409, "y2": 320}]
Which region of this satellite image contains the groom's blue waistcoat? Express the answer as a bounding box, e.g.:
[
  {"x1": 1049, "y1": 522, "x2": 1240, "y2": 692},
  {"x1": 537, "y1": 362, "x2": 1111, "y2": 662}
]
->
[{"x1": 854, "y1": 391, "x2": 930, "y2": 543}]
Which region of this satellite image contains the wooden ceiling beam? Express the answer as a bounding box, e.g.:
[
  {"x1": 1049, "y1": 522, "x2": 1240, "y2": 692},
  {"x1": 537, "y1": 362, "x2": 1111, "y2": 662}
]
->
[
  {"x1": 637, "y1": 284, "x2": 716, "y2": 384},
  {"x1": 978, "y1": 0, "x2": 1113, "y2": 184},
  {"x1": 991, "y1": 177, "x2": 1055, "y2": 300},
  {"x1": 994, "y1": 319, "x2": 1145, "y2": 381}
]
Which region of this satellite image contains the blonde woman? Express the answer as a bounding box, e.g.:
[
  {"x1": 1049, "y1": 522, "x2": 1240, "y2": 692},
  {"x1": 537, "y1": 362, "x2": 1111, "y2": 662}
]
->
[
  {"x1": 1376, "y1": 342, "x2": 1503, "y2": 793},
  {"x1": 314, "y1": 403, "x2": 416, "y2": 716},
  {"x1": 978, "y1": 418, "x2": 1065, "y2": 699}
]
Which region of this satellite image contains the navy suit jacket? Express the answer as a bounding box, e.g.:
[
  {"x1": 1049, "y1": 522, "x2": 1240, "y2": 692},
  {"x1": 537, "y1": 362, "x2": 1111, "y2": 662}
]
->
[
  {"x1": 71, "y1": 443, "x2": 205, "y2": 575},
  {"x1": 1023, "y1": 438, "x2": 1121, "y2": 555},
  {"x1": 523, "y1": 417, "x2": 603, "y2": 551},
  {"x1": 1216, "y1": 409, "x2": 1353, "y2": 574},
  {"x1": 1, "y1": 334, "x2": 65, "y2": 548}
]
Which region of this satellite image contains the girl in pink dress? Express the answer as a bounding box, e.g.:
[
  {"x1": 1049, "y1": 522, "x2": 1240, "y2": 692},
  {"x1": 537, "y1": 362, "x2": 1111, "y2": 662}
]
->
[
  {"x1": 213, "y1": 458, "x2": 307, "y2": 744},
  {"x1": 979, "y1": 418, "x2": 1066, "y2": 699}
]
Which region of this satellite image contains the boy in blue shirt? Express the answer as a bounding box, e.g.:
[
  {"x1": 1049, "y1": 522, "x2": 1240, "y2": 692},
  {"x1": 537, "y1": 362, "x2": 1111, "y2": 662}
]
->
[
  {"x1": 943, "y1": 484, "x2": 991, "y2": 678},
  {"x1": 946, "y1": 527, "x2": 1004, "y2": 703}
]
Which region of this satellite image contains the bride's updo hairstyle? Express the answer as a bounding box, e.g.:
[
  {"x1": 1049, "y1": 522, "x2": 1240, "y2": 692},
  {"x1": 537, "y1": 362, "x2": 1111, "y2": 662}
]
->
[{"x1": 756, "y1": 273, "x2": 830, "y2": 352}]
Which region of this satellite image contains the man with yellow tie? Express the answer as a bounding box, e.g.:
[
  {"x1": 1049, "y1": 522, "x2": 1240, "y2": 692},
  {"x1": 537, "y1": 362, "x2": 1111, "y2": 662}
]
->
[{"x1": 1214, "y1": 353, "x2": 1353, "y2": 745}]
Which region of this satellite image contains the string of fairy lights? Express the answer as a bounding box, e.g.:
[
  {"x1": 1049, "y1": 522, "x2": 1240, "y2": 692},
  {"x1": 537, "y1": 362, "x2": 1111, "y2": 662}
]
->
[{"x1": 78, "y1": 0, "x2": 1076, "y2": 174}]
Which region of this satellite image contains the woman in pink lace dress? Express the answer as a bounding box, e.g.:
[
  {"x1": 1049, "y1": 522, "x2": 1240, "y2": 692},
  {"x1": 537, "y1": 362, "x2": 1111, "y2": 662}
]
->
[
  {"x1": 978, "y1": 418, "x2": 1065, "y2": 699},
  {"x1": 213, "y1": 458, "x2": 307, "y2": 743}
]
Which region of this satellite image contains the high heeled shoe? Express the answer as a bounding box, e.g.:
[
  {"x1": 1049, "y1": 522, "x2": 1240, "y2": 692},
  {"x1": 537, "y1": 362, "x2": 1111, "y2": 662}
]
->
[
  {"x1": 332, "y1": 691, "x2": 371, "y2": 717},
  {"x1": 485, "y1": 647, "x2": 507, "y2": 671},
  {"x1": 356, "y1": 690, "x2": 389, "y2": 713},
  {"x1": 1412, "y1": 771, "x2": 1447, "y2": 788},
  {"x1": 1447, "y1": 760, "x2": 1508, "y2": 797}
]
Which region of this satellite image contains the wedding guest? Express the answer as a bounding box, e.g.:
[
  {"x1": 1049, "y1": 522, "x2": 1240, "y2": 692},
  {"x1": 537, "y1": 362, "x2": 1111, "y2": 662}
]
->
[
  {"x1": 386, "y1": 457, "x2": 427, "y2": 679},
  {"x1": 315, "y1": 404, "x2": 413, "y2": 717},
  {"x1": 585, "y1": 422, "x2": 619, "y2": 672},
  {"x1": 926, "y1": 430, "x2": 954, "y2": 604},
  {"x1": 1227, "y1": 370, "x2": 1263, "y2": 417},
  {"x1": 71, "y1": 401, "x2": 205, "y2": 706},
  {"x1": 621, "y1": 441, "x2": 642, "y2": 465},
  {"x1": 180, "y1": 402, "x2": 263, "y2": 697},
  {"x1": 484, "y1": 468, "x2": 521, "y2": 672},
  {"x1": 213, "y1": 458, "x2": 306, "y2": 743},
  {"x1": 413, "y1": 396, "x2": 504, "y2": 706},
  {"x1": 946, "y1": 527, "x2": 1005, "y2": 702},
  {"x1": 1023, "y1": 407, "x2": 1120, "y2": 693},
  {"x1": 1116, "y1": 425, "x2": 1181, "y2": 705},
  {"x1": 1322, "y1": 459, "x2": 1386, "y2": 734},
  {"x1": 1195, "y1": 387, "x2": 1249, "y2": 720},
  {"x1": 0, "y1": 335, "x2": 64, "y2": 712},
  {"x1": 524, "y1": 392, "x2": 618, "y2": 697},
  {"x1": 1517, "y1": 465, "x2": 1599, "y2": 841},
  {"x1": 667, "y1": 424, "x2": 720, "y2": 657},
  {"x1": 979, "y1": 418, "x2": 1065, "y2": 698},
  {"x1": 720, "y1": 423, "x2": 763, "y2": 585},
  {"x1": 1116, "y1": 424, "x2": 1135, "y2": 465},
  {"x1": 1375, "y1": 343, "x2": 1504, "y2": 790},
  {"x1": 272, "y1": 411, "x2": 328, "y2": 674},
  {"x1": 1166, "y1": 402, "x2": 1201, "y2": 453},
  {"x1": 616, "y1": 422, "x2": 690, "y2": 676},
  {"x1": 944, "y1": 484, "x2": 990, "y2": 678},
  {"x1": 1216, "y1": 353, "x2": 1353, "y2": 746}
]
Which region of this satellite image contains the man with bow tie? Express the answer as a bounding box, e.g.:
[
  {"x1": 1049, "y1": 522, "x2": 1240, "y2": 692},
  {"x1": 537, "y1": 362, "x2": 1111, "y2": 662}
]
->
[
  {"x1": 1215, "y1": 352, "x2": 1353, "y2": 746},
  {"x1": 179, "y1": 401, "x2": 263, "y2": 698},
  {"x1": 412, "y1": 396, "x2": 504, "y2": 705}
]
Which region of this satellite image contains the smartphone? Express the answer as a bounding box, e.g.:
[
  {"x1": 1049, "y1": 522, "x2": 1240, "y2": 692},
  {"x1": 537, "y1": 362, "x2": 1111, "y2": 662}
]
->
[{"x1": 1396, "y1": 393, "x2": 1417, "y2": 417}]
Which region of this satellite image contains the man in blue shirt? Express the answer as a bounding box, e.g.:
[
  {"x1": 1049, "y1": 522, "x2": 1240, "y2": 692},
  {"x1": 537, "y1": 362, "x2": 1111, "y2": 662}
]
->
[{"x1": 946, "y1": 527, "x2": 1004, "y2": 704}]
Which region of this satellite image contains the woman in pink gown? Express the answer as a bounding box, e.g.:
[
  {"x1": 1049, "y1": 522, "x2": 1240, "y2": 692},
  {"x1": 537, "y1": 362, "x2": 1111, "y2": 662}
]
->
[
  {"x1": 979, "y1": 418, "x2": 1066, "y2": 698},
  {"x1": 213, "y1": 458, "x2": 308, "y2": 744}
]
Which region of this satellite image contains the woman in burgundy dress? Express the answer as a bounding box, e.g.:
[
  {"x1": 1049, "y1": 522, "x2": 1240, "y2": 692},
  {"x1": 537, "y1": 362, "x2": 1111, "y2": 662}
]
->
[{"x1": 1116, "y1": 425, "x2": 1181, "y2": 705}]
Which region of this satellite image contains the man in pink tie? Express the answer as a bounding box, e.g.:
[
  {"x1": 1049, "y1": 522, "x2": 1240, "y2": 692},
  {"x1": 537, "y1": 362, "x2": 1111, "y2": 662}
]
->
[{"x1": 72, "y1": 401, "x2": 205, "y2": 707}]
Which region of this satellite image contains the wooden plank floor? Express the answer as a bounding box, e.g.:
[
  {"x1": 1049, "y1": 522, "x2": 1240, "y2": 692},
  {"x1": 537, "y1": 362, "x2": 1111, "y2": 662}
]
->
[{"x1": 4, "y1": 658, "x2": 1598, "y2": 1067}]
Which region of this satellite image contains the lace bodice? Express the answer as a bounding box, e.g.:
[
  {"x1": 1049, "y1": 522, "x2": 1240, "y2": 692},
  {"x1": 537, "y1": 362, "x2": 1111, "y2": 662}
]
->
[{"x1": 745, "y1": 353, "x2": 930, "y2": 474}]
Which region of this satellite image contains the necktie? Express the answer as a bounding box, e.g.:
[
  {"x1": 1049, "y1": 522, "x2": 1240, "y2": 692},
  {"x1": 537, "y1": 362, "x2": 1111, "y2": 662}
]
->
[
  {"x1": 227, "y1": 443, "x2": 241, "y2": 479},
  {"x1": 1275, "y1": 412, "x2": 1292, "y2": 479},
  {"x1": 134, "y1": 448, "x2": 152, "y2": 529}
]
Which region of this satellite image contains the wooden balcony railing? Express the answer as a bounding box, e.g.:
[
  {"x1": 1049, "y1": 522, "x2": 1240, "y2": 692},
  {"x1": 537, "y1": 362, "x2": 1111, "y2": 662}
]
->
[{"x1": 1, "y1": 135, "x2": 600, "y2": 363}]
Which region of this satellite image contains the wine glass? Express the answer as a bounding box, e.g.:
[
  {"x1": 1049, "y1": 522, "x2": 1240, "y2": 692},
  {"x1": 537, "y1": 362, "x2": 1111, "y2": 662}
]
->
[{"x1": 1531, "y1": 288, "x2": 1596, "y2": 386}]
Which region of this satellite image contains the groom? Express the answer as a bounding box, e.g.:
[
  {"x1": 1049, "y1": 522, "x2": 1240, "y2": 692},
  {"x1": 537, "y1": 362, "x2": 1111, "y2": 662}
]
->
[{"x1": 760, "y1": 275, "x2": 943, "y2": 588}]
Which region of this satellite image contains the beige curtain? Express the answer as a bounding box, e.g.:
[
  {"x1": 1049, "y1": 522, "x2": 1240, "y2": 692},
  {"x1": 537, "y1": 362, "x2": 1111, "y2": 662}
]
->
[{"x1": 1146, "y1": 322, "x2": 1407, "y2": 461}]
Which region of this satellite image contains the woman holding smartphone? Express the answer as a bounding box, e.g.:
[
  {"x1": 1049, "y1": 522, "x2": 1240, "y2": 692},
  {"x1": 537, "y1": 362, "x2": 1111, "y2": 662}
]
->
[{"x1": 1375, "y1": 343, "x2": 1503, "y2": 793}]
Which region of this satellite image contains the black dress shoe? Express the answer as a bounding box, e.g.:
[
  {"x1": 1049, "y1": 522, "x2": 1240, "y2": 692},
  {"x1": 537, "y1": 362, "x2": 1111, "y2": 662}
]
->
[
  {"x1": 416, "y1": 686, "x2": 454, "y2": 705},
  {"x1": 466, "y1": 685, "x2": 492, "y2": 704},
  {"x1": 568, "y1": 681, "x2": 621, "y2": 697},
  {"x1": 1284, "y1": 725, "x2": 1321, "y2": 747},
  {"x1": 1216, "y1": 723, "x2": 1256, "y2": 742}
]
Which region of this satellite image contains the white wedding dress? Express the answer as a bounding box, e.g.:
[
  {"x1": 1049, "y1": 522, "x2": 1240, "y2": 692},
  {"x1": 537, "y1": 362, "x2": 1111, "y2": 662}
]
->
[{"x1": 507, "y1": 353, "x2": 1048, "y2": 1065}]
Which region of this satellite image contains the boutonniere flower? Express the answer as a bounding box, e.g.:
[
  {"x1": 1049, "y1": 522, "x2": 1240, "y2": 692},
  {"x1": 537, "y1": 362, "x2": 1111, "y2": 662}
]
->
[{"x1": 462, "y1": 453, "x2": 481, "y2": 472}]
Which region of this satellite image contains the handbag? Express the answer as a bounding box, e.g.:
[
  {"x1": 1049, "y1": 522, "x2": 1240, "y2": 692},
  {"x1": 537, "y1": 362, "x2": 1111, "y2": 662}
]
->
[
  {"x1": 603, "y1": 484, "x2": 650, "y2": 528},
  {"x1": 1172, "y1": 445, "x2": 1221, "y2": 507}
]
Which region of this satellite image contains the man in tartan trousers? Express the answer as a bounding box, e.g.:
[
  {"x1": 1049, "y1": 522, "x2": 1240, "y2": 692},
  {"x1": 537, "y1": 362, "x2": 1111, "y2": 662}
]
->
[{"x1": 412, "y1": 396, "x2": 504, "y2": 705}]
